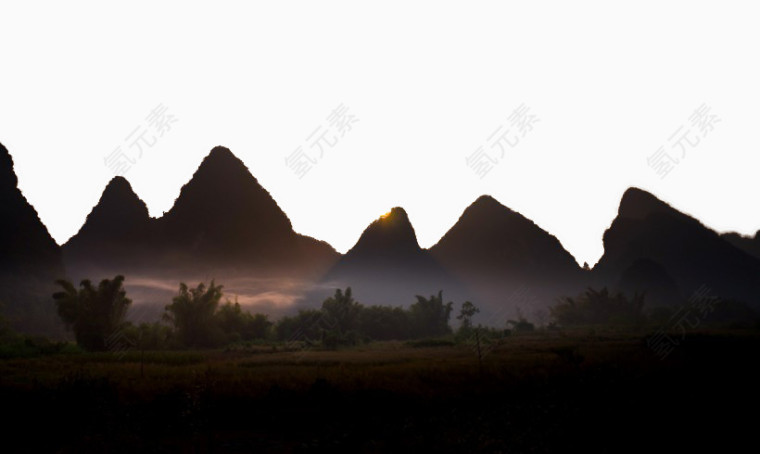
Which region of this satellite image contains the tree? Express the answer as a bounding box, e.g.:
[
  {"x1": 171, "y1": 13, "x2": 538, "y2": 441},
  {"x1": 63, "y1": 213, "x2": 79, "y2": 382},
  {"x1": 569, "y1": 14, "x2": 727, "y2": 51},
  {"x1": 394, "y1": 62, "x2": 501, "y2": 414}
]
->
[
  {"x1": 507, "y1": 317, "x2": 535, "y2": 333},
  {"x1": 139, "y1": 322, "x2": 171, "y2": 350},
  {"x1": 53, "y1": 275, "x2": 132, "y2": 351},
  {"x1": 247, "y1": 313, "x2": 273, "y2": 340},
  {"x1": 409, "y1": 290, "x2": 454, "y2": 338},
  {"x1": 321, "y1": 288, "x2": 362, "y2": 336},
  {"x1": 457, "y1": 301, "x2": 480, "y2": 330},
  {"x1": 358, "y1": 305, "x2": 410, "y2": 341},
  {"x1": 274, "y1": 309, "x2": 323, "y2": 343},
  {"x1": 163, "y1": 281, "x2": 224, "y2": 348},
  {"x1": 217, "y1": 300, "x2": 272, "y2": 342},
  {"x1": 551, "y1": 287, "x2": 646, "y2": 327}
]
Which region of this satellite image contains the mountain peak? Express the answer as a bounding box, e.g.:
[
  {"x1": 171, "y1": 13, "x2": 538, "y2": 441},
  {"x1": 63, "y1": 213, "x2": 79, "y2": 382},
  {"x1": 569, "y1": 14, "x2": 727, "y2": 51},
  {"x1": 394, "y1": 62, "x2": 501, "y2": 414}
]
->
[
  {"x1": 436, "y1": 196, "x2": 538, "y2": 244},
  {"x1": 429, "y1": 194, "x2": 582, "y2": 313},
  {"x1": 347, "y1": 206, "x2": 420, "y2": 257},
  {"x1": 378, "y1": 206, "x2": 409, "y2": 222},
  {"x1": 617, "y1": 187, "x2": 674, "y2": 220},
  {"x1": 431, "y1": 194, "x2": 579, "y2": 275},
  {"x1": 105, "y1": 175, "x2": 130, "y2": 188},
  {"x1": 64, "y1": 176, "x2": 152, "y2": 250},
  {"x1": 324, "y1": 205, "x2": 464, "y2": 305},
  {"x1": 99, "y1": 176, "x2": 149, "y2": 217},
  {"x1": 157, "y1": 146, "x2": 298, "y2": 264},
  {"x1": 166, "y1": 146, "x2": 285, "y2": 219},
  {"x1": 194, "y1": 145, "x2": 251, "y2": 177},
  {"x1": 373, "y1": 206, "x2": 414, "y2": 232},
  {"x1": 102, "y1": 176, "x2": 141, "y2": 201},
  {"x1": 206, "y1": 145, "x2": 237, "y2": 161},
  {"x1": 469, "y1": 194, "x2": 515, "y2": 214},
  {"x1": 598, "y1": 188, "x2": 760, "y2": 306},
  {"x1": 473, "y1": 194, "x2": 501, "y2": 205}
]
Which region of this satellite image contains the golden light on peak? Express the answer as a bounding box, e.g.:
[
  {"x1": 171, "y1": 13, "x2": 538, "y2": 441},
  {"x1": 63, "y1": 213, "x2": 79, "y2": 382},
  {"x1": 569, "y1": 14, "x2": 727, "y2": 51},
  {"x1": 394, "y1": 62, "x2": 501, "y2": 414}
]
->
[{"x1": 380, "y1": 210, "x2": 392, "y2": 220}]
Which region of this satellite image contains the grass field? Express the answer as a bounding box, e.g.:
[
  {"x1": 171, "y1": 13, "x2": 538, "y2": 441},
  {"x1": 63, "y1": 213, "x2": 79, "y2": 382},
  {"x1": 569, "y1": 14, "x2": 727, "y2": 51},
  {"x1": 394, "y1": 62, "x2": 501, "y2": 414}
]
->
[{"x1": 2, "y1": 329, "x2": 759, "y2": 452}]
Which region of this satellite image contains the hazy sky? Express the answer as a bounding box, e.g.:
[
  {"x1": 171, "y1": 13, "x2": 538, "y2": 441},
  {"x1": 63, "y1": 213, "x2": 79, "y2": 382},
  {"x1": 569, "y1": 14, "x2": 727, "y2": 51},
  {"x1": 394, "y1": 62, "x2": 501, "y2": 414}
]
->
[{"x1": 1, "y1": 1, "x2": 759, "y2": 267}]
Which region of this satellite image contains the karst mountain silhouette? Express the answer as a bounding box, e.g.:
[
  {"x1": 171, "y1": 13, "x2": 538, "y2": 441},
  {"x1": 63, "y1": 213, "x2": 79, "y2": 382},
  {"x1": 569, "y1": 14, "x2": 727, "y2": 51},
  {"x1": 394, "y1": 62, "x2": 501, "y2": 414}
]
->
[
  {"x1": 64, "y1": 146, "x2": 339, "y2": 280},
  {"x1": 2, "y1": 141, "x2": 759, "y2": 333},
  {"x1": 0, "y1": 143, "x2": 65, "y2": 333}
]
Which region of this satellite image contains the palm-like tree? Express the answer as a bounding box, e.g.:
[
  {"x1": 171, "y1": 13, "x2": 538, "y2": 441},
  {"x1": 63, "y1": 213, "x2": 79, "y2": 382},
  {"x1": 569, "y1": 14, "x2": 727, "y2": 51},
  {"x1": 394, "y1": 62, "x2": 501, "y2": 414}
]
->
[
  {"x1": 53, "y1": 275, "x2": 132, "y2": 351},
  {"x1": 163, "y1": 281, "x2": 224, "y2": 348},
  {"x1": 410, "y1": 290, "x2": 454, "y2": 338}
]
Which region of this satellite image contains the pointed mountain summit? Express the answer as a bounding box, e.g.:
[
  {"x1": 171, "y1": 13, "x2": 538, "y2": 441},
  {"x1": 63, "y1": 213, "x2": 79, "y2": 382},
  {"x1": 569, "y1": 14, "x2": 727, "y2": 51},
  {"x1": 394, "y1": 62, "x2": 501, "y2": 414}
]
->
[
  {"x1": 322, "y1": 207, "x2": 468, "y2": 306},
  {"x1": 429, "y1": 195, "x2": 584, "y2": 316},
  {"x1": 161, "y1": 146, "x2": 293, "y2": 240},
  {"x1": 594, "y1": 187, "x2": 760, "y2": 307},
  {"x1": 156, "y1": 146, "x2": 336, "y2": 274},
  {"x1": 69, "y1": 177, "x2": 151, "y2": 238},
  {"x1": 616, "y1": 187, "x2": 682, "y2": 220},
  {"x1": 345, "y1": 207, "x2": 421, "y2": 259},
  {"x1": 63, "y1": 176, "x2": 154, "y2": 276},
  {"x1": 0, "y1": 142, "x2": 64, "y2": 333},
  {"x1": 431, "y1": 195, "x2": 580, "y2": 275}
]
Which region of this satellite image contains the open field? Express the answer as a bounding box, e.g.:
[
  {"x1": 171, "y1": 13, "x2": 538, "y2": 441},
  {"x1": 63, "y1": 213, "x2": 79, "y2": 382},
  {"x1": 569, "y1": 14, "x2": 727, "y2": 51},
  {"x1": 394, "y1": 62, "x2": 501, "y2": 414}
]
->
[{"x1": 2, "y1": 329, "x2": 759, "y2": 453}]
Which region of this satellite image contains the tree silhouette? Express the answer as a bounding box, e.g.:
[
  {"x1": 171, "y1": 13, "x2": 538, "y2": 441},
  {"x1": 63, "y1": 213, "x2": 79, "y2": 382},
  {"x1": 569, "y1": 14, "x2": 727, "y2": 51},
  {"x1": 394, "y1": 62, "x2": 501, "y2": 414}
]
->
[
  {"x1": 321, "y1": 287, "x2": 362, "y2": 336},
  {"x1": 358, "y1": 305, "x2": 410, "y2": 341},
  {"x1": 217, "y1": 299, "x2": 272, "y2": 342},
  {"x1": 163, "y1": 281, "x2": 224, "y2": 348},
  {"x1": 551, "y1": 287, "x2": 646, "y2": 326},
  {"x1": 410, "y1": 290, "x2": 454, "y2": 338},
  {"x1": 457, "y1": 301, "x2": 480, "y2": 330},
  {"x1": 53, "y1": 275, "x2": 132, "y2": 351}
]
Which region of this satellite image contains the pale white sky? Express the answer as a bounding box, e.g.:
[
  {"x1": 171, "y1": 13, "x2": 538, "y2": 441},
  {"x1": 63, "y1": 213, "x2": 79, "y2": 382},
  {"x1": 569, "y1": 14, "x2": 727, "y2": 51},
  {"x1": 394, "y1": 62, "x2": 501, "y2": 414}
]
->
[{"x1": 1, "y1": 1, "x2": 759, "y2": 267}]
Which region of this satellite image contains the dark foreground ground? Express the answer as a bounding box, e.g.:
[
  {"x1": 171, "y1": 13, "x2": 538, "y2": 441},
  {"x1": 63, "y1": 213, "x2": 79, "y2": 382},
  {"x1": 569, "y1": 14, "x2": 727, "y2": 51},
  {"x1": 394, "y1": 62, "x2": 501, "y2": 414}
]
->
[{"x1": 1, "y1": 329, "x2": 759, "y2": 453}]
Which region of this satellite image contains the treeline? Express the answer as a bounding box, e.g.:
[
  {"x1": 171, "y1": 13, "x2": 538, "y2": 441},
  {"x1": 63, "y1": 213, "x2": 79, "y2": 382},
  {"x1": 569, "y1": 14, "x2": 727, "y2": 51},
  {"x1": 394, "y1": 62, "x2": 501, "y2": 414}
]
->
[
  {"x1": 52, "y1": 277, "x2": 273, "y2": 351},
  {"x1": 275, "y1": 287, "x2": 455, "y2": 348},
  {"x1": 551, "y1": 287, "x2": 760, "y2": 329},
  {"x1": 26, "y1": 275, "x2": 760, "y2": 354},
  {"x1": 50, "y1": 276, "x2": 462, "y2": 352}
]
